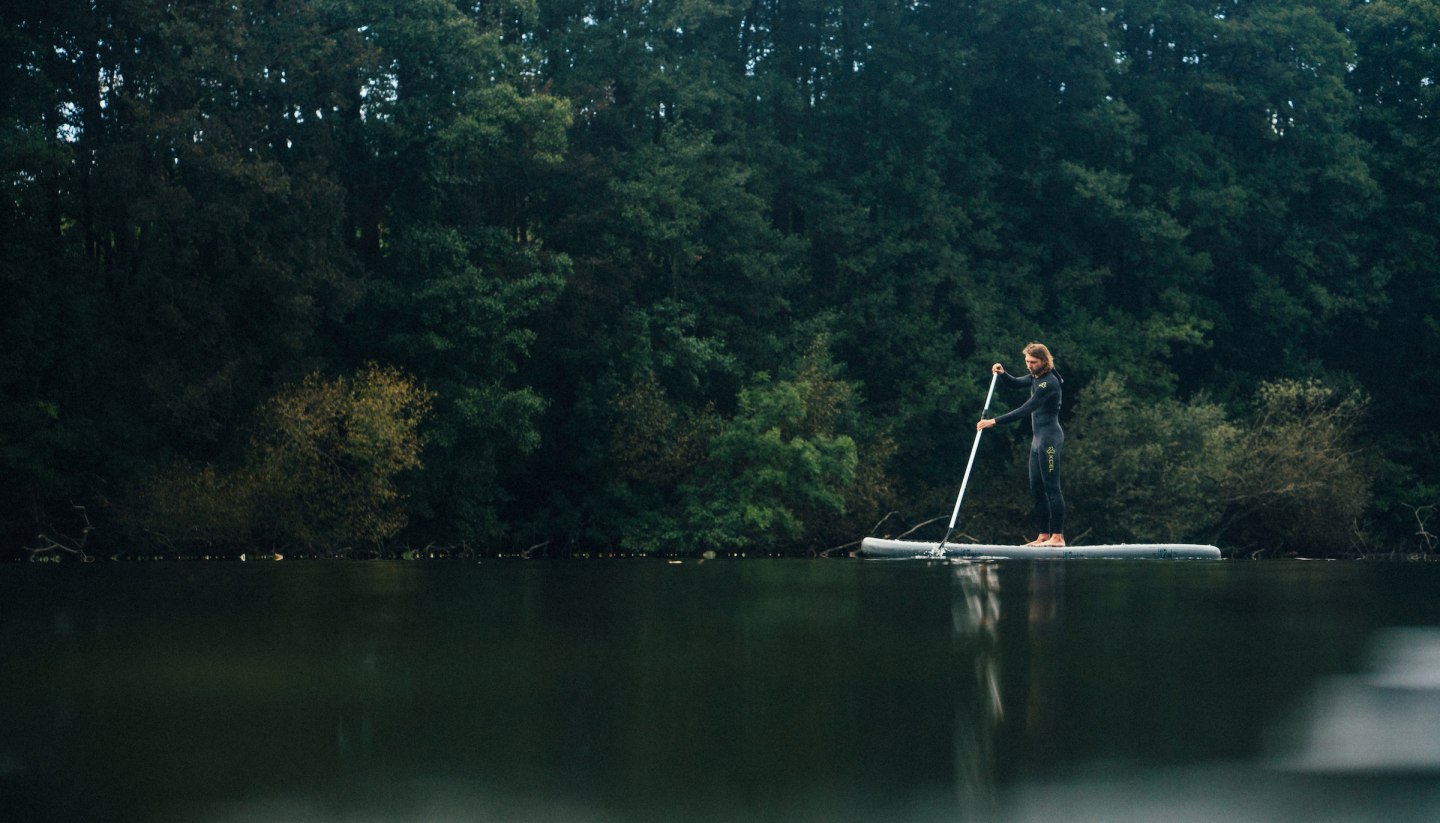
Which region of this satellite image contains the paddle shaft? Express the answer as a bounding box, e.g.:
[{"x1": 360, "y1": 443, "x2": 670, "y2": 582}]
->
[{"x1": 938, "y1": 371, "x2": 999, "y2": 549}]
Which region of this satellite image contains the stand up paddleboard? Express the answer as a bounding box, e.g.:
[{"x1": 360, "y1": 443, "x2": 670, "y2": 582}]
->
[{"x1": 860, "y1": 537, "x2": 1221, "y2": 560}]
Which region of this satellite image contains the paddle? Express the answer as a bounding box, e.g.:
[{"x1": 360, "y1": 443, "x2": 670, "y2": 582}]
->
[{"x1": 934, "y1": 370, "x2": 1000, "y2": 555}]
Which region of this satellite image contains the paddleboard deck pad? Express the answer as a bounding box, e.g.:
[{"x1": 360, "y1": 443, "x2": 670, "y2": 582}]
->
[{"x1": 860, "y1": 537, "x2": 1221, "y2": 560}]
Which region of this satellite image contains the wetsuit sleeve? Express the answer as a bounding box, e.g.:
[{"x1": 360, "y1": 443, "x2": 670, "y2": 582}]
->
[
  {"x1": 991, "y1": 375, "x2": 1057, "y2": 425},
  {"x1": 999, "y1": 372, "x2": 1031, "y2": 388}
]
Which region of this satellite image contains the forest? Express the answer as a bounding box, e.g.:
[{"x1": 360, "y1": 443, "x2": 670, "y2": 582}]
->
[{"x1": 3, "y1": 0, "x2": 1437, "y2": 559}]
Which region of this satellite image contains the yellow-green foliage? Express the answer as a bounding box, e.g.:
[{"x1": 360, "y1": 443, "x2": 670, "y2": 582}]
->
[
  {"x1": 610, "y1": 373, "x2": 721, "y2": 488},
  {"x1": 139, "y1": 462, "x2": 262, "y2": 549},
  {"x1": 1066, "y1": 374, "x2": 1236, "y2": 544},
  {"x1": 139, "y1": 365, "x2": 432, "y2": 550},
  {"x1": 1065, "y1": 375, "x2": 1371, "y2": 555},
  {"x1": 1215, "y1": 379, "x2": 1371, "y2": 555}
]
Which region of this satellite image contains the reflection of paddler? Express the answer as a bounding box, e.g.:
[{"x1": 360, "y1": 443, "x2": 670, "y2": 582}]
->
[
  {"x1": 1025, "y1": 562, "x2": 1065, "y2": 743},
  {"x1": 976, "y1": 342, "x2": 1066, "y2": 547},
  {"x1": 949, "y1": 563, "x2": 1004, "y2": 816}
]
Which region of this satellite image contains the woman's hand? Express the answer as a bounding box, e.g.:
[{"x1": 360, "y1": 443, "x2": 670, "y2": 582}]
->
[
  {"x1": 991, "y1": 363, "x2": 1005, "y2": 375},
  {"x1": 976, "y1": 418, "x2": 996, "y2": 431}
]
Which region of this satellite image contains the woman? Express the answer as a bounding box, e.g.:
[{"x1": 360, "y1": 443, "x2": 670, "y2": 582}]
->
[{"x1": 976, "y1": 343, "x2": 1065, "y2": 547}]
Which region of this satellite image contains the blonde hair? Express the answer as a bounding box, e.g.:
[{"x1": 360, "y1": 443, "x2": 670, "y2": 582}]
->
[{"x1": 1023, "y1": 342, "x2": 1054, "y2": 376}]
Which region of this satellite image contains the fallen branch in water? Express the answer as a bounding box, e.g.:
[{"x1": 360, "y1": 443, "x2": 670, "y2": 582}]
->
[
  {"x1": 819, "y1": 511, "x2": 901, "y2": 557},
  {"x1": 1406, "y1": 503, "x2": 1437, "y2": 556},
  {"x1": 24, "y1": 504, "x2": 94, "y2": 561},
  {"x1": 894, "y1": 515, "x2": 944, "y2": 540}
]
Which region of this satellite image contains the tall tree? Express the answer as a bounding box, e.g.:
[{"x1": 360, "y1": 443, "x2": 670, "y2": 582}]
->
[
  {"x1": 1339, "y1": 0, "x2": 1440, "y2": 520},
  {"x1": 1, "y1": 0, "x2": 368, "y2": 547},
  {"x1": 329, "y1": 0, "x2": 570, "y2": 543},
  {"x1": 1112, "y1": 0, "x2": 1377, "y2": 393},
  {"x1": 344, "y1": 0, "x2": 574, "y2": 543}
]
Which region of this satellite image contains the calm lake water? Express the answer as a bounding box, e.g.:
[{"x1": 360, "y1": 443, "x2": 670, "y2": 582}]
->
[{"x1": 3, "y1": 558, "x2": 1439, "y2": 822}]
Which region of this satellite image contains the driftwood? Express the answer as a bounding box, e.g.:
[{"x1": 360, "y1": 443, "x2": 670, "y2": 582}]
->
[{"x1": 24, "y1": 503, "x2": 94, "y2": 561}]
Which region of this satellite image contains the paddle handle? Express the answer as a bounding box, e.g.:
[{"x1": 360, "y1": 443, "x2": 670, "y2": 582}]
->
[{"x1": 947, "y1": 371, "x2": 999, "y2": 531}]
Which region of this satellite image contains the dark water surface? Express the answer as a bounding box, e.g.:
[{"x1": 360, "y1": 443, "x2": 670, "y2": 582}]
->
[{"x1": 3, "y1": 559, "x2": 1439, "y2": 821}]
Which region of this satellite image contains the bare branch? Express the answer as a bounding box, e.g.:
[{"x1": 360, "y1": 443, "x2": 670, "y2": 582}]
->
[
  {"x1": 895, "y1": 515, "x2": 945, "y2": 540},
  {"x1": 869, "y1": 511, "x2": 898, "y2": 535},
  {"x1": 23, "y1": 503, "x2": 94, "y2": 560},
  {"x1": 819, "y1": 540, "x2": 861, "y2": 557},
  {"x1": 1405, "y1": 503, "x2": 1437, "y2": 555}
]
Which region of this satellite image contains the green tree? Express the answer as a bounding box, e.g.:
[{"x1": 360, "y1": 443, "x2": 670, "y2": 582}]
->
[
  {"x1": 596, "y1": 339, "x2": 881, "y2": 554},
  {"x1": 509, "y1": 0, "x2": 815, "y2": 549},
  {"x1": 345, "y1": 0, "x2": 573, "y2": 543},
  {"x1": 1340, "y1": 0, "x2": 1440, "y2": 539},
  {"x1": 679, "y1": 372, "x2": 858, "y2": 552},
  {"x1": 1112, "y1": 0, "x2": 1379, "y2": 391}
]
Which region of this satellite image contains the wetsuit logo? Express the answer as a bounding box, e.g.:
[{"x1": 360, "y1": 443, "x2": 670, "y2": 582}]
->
[
  {"x1": 1046, "y1": 446, "x2": 1056, "y2": 473},
  {"x1": 1038, "y1": 381, "x2": 1048, "y2": 388}
]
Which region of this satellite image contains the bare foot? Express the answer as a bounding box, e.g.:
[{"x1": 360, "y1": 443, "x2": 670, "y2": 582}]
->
[
  {"x1": 1024, "y1": 534, "x2": 1051, "y2": 546},
  {"x1": 1039, "y1": 535, "x2": 1066, "y2": 547}
]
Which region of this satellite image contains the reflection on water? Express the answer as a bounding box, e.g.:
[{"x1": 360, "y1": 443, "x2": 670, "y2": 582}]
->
[
  {"x1": 1000, "y1": 603, "x2": 1440, "y2": 822},
  {"x1": 1275, "y1": 627, "x2": 1440, "y2": 773},
  {"x1": 3, "y1": 560, "x2": 1440, "y2": 822},
  {"x1": 951, "y1": 562, "x2": 1004, "y2": 816}
]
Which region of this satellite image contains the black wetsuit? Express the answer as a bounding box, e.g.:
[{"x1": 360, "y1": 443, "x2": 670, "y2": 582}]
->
[{"x1": 992, "y1": 370, "x2": 1065, "y2": 535}]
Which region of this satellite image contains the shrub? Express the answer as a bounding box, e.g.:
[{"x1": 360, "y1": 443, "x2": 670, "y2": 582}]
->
[
  {"x1": 1214, "y1": 379, "x2": 1371, "y2": 556},
  {"x1": 606, "y1": 338, "x2": 876, "y2": 553},
  {"x1": 679, "y1": 372, "x2": 858, "y2": 552},
  {"x1": 1064, "y1": 374, "x2": 1235, "y2": 544},
  {"x1": 138, "y1": 364, "x2": 432, "y2": 550},
  {"x1": 1064, "y1": 375, "x2": 1371, "y2": 556}
]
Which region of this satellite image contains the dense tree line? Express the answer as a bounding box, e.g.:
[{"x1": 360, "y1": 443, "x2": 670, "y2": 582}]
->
[{"x1": 3, "y1": 0, "x2": 1436, "y2": 558}]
